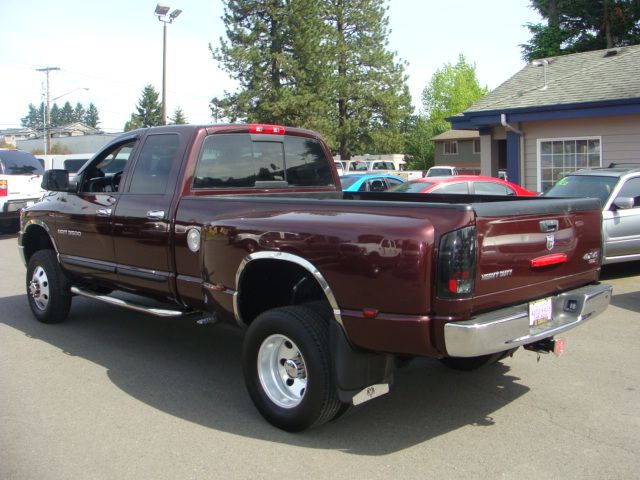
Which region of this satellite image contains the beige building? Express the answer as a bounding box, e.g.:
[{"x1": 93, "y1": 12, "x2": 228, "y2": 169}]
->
[{"x1": 449, "y1": 44, "x2": 640, "y2": 192}]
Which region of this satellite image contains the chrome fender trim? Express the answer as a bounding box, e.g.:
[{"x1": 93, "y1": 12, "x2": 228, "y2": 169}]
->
[
  {"x1": 19, "y1": 219, "x2": 60, "y2": 266},
  {"x1": 233, "y1": 251, "x2": 343, "y2": 328}
]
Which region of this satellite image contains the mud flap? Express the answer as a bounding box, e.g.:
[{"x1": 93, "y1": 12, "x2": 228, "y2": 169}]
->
[{"x1": 329, "y1": 321, "x2": 395, "y2": 404}]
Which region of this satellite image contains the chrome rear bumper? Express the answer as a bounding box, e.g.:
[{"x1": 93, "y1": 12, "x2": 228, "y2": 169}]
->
[{"x1": 444, "y1": 283, "x2": 612, "y2": 357}]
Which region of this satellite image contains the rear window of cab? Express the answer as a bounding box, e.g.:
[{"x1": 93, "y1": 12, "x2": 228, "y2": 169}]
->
[{"x1": 193, "y1": 134, "x2": 333, "y2": 189}]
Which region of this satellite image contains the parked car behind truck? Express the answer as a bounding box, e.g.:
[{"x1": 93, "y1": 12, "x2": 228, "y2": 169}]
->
[
  {"x1": 543, "y1": 165, "x2": 640, "y2": 264},
  {"x1": 20, "y1": 124, "x2": 612, "y2": 431},
  {"x1": 0, "y1": 149, "x2": 44, "y2": 233}
]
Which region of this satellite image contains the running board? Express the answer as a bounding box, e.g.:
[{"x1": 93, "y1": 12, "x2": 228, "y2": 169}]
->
[{"x1": 70, "y1": 286, "x2": 191, "y2": 318}]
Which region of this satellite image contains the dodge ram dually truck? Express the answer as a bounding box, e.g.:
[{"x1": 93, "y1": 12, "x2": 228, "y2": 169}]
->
[{"x1": 19, "y1": 124, "x2": 612, "y2": 432}]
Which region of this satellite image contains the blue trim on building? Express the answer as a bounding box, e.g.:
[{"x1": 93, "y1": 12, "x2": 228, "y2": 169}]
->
[
  {"x1": 506, "y1": 131, "x2": 520, "y2": 185},
  {"x1": 447, "y1": 97, "x2": 640, "y2": 130}
]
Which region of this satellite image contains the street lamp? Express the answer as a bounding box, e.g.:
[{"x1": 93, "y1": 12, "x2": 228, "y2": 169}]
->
[{"x1": 155, "y1": 3, "x2": 182, "y2": 125}]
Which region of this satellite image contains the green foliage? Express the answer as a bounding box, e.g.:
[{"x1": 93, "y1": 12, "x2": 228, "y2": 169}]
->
[
  {"x1": 421, "y1": 54, "x2": 489, "y2": 132},
  {"x1": 125, "y1": 84, "x2": 162, "y2": 131},
  {"x1": 21, "y1": 101, "x2": 100, "y2": 130},
  {"x1": 170, "y1": 107, "x2": 188, "y2": 125},
  {"x1": 84, "y1": 103, "x2": 100, "y2": 128},
  {"x1": 403, "y1": 54, "x2": 487, "y2": 167},
  {"x1": 211, "y1": 0, "x2": 412, "y2": 158},
  {"x1": 522, "y1": 0, "x2": 640, "y2": 61},
  {"x1": 59, "y1": 102, "x2": 75, "y2": 125},
  {"x1": 403, "y1": 116, "x2": 436, "y2": 171}
]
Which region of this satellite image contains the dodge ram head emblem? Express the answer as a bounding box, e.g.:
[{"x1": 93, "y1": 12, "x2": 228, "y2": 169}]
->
[{"x1": 546, "y1": 234, "x2": 555, "y2": 251}]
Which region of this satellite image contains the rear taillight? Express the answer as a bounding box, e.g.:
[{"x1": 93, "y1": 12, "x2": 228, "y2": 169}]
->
[
  {"x1": 437, "y1": 226, "x2": 476, "y2": 299},
  {"x1": 0, "y1": 179, "x2": 7, "y2": 197},
  {"x1": 249, "y1": 124, "x2": 285, "y2": 135}
]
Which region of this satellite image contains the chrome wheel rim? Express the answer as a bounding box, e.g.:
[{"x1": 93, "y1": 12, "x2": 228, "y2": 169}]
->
[
  {"x1": 257, "y1": 334, "x2": 307, "y2": 409},
  {"x1": 29, "y1": 266, "x2": 50, "y2": 311}
]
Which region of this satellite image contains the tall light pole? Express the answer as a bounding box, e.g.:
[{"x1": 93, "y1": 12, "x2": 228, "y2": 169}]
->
[
  {"x1": 155, "y1": 3, "x2": 182, "y2": 125},
  {"x1": 36, "y1": 66, "x2": 60, "y2": 154}
]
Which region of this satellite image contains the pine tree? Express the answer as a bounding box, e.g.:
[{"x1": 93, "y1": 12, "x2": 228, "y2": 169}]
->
[
  {"x1": 20, "y1": 103, "x2": 43, "y2": 130},
  {"x1": 50, "y1": 104, "x2": 61, "y2": 128},
  {"x1": 323, "y1": 0, "x2": 412, "y2": 158},
  {"x1": 84, "y1": 103, "x2": 100, "y2": 128},
  {"x1": 125, "y1": 85, "x2": 162, "y2": 131},
  {"x1": 60, "y1": 101, "x2": 75, "y2": 125},
  {"x1": 169, "y1": 107, "x2": 188, "y2": 124},
  {"x1": 211, "y1": 0, "x2": 411, "y2": 156},
  {"x1": 522, "y1": 0, "x2": 640, "y2": 61},
  {"x1": 74, "y1": 103, "x2": 86, "y2": 123}
]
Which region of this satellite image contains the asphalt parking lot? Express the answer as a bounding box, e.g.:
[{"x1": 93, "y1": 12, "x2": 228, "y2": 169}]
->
[{"x1": 1, "y1": 232, "x2": 639, "y2": 479}]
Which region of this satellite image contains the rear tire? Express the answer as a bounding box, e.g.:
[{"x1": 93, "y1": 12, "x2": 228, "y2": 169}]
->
[
  {"x1": 242, "y1": 305, "x2": 341, "y2": 432},
  {"x1": 26, "y1": 250, "x2": 71, "y2": 324}
]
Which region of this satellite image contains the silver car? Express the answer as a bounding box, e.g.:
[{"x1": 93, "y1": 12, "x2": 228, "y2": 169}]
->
[{"x1": 544, "y1": 166, "x2": 640, "y2": 264}]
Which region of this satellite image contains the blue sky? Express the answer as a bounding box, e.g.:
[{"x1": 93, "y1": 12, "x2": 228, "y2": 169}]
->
[{"x1": 1, "y1": 0, "x2": 542, "y2": 133}]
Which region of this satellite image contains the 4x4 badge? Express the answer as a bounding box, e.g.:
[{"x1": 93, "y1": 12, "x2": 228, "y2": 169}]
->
[{"x1": 546, "y1": 234, "x2": 555, "y2": 251}]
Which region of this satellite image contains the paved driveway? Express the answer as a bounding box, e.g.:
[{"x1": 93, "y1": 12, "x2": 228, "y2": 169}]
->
[{"x1": 1, "y1": 233, "x2": 639, "y2": 479}]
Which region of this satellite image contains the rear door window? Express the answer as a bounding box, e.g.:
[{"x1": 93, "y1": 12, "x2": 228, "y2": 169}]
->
[
  {"x1": 0, "y1": 150, "x2": 44, "y2": 175},
  {"x1": 193, "y1": 134, "x2": 333, "y2": 188},
  {"x1": 473, "y1": 181, "x2": 514, "y2": 195}
]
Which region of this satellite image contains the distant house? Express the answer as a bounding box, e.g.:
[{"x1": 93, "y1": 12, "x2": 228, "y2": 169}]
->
[
  {"x1": 0, "y1": 127, "x2": 38, "y2": 147},
  {"x1": 16, "y1": 122, "x2": 117, "y2": 155},
  {"x1": 50, "y1": 122, "x2": 100, "y2": 138},
  {"x1": 431, "y1": 129, "x2": 484, "y2": 171},
  {"x1": 449, "y1": 44, "x2": 640, "y2": 192}
]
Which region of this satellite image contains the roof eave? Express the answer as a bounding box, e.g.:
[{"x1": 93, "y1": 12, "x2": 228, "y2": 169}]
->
[{"x1": 448, "y1": 97, "x2": 640, "y2": 130}]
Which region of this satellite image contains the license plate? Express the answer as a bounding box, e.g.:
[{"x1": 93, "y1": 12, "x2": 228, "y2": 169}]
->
[{"x1": 529, "y1": 297, "x2": 553, "y2": 327}]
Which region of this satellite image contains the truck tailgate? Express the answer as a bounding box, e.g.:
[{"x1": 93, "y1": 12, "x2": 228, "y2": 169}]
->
[{"x1": 471, "y1": 198, "x2": 603, "y2": 312}]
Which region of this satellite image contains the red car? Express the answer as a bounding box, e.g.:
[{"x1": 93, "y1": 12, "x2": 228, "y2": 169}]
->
[{"x1": 390, "y1": 175, "x2": 537, "y2": 196}]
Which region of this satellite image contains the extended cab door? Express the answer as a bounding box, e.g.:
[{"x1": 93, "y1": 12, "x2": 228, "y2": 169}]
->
[
  {"x1": 55, "y1": 137, "x2": 137, "y2": 282},
  {"x1": 111, "y1": 131, "x2": 186, "y2": 297}
]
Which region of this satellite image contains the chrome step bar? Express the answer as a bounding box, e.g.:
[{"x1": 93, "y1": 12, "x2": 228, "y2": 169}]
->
[{"x1": 70, "y1": 286, "x2": 191, "y2": 318}]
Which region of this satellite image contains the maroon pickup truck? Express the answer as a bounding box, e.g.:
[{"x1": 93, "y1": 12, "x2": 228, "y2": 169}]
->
[{"x1": 19, "y1": 124, "x2": 612, "y2": 431}]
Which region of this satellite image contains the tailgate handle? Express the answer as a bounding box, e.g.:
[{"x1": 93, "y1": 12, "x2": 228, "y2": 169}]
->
[{"x1": 539, "y1": 220, "x2": 559, "y2": 232}]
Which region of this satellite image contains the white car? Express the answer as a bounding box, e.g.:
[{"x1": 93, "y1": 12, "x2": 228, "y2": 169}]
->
[{"x1": 0, "y1": 149, "x2": 44, "y2": 233}]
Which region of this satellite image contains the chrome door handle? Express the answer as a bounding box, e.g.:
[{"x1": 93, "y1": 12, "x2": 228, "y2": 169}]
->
[
  {"x1": 96, "y1": 208, "x2": 112, "y2": 216},
  {"x1": 147, "y1": 210, "x2": 165, "y2": 219}
]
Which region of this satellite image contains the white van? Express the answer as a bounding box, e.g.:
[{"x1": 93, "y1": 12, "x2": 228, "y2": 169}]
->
[{"x1": 0, "y1": 149, "x2": 45, "y2": 233}]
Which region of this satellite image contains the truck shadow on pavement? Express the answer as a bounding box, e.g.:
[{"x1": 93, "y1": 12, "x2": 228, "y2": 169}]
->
[{"x1": 2, "y1": 293, "x2": 530, "y2": 455}]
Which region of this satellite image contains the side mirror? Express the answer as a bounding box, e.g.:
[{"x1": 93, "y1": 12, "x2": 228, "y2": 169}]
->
[
  {"x1": 613, "y1": 197, "x2": 635, "y2": 210},
  {"x1": 42, "y1": 169, "x2": 71, "y2": 192}
]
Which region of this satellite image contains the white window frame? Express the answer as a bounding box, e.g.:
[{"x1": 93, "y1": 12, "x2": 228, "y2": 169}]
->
[
  {"x1": 443, "y1": 141, "x2": 458, "y2": 155},
  {"x1": 536, "y1": 136, "x2": 603, "y2": 192},
  {"x1": 473, "y1": 139, "x2": 481, "y2": 154}
]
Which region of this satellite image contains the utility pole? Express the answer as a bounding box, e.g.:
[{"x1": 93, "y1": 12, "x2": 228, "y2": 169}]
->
[{"x1": 36, "y1": 66, "x2": 60, "y2": 154}]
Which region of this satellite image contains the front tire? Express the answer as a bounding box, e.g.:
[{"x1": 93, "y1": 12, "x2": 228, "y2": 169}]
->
[
  {"x1": 26, "y1": 250, "x2": 71, "y2": 323},
  {"x1": 242, "y1": 305, "x2": 341, "y2": 432}
]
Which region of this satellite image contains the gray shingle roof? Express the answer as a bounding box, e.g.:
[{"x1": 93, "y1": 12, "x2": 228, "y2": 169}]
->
[
  {"x1": 431, "y1": 129, "x2": 479, "y2": 141},
  {"x1": 467, "y1": 44, "x2": 640, "y2": 113}
]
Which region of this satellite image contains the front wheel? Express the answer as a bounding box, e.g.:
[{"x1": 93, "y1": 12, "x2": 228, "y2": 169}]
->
[
  {"x1": 26, "y1": 250, "x2": 71, "y2": 323},
  {"x1": 242, "y1": 305, "x2": 341, "y2": 432}
]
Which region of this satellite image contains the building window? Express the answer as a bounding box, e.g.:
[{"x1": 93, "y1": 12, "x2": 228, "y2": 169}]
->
[
  {"x1": 538, "y1": 137, "x2": 602, "y2": 192},
  {"x1": 473, "y1": 139, "x2": 481, "y2": 154},
  {"x1": 443, "y1": 141, "x2": 458, "y2": 155}
]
